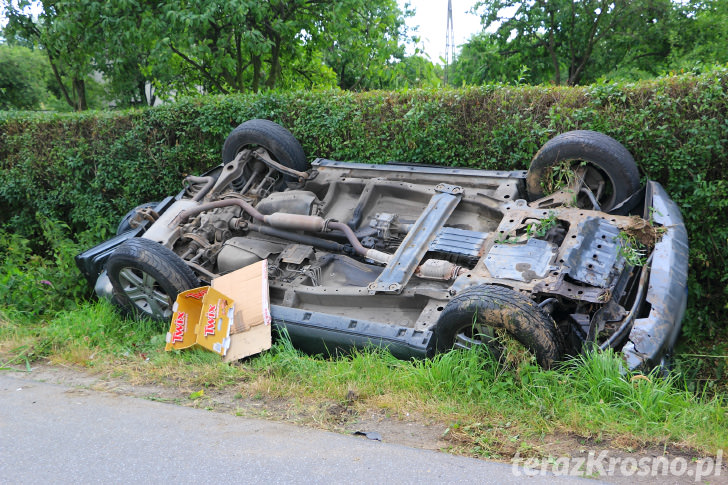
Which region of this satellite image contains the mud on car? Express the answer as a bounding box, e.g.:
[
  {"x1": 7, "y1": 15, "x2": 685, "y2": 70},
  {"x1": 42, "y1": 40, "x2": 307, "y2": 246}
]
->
[{"x1": 76, "y1": 120, "x2": 688, "y2": 370}]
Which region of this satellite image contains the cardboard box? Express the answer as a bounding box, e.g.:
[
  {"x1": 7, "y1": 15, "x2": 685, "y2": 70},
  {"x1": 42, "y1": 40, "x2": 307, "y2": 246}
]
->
[
  {"x1": 165, "y1": 286, "x2": 235, "y2": 356},
  {"x1": 165, "y1": 260, "x2": 272, "y2": 361}
]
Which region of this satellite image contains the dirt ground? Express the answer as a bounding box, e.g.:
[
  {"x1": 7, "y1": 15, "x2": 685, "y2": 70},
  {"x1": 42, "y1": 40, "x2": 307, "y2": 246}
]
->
[{"x1": 5, "y1": 361, "x2": 726, "y2": 484}]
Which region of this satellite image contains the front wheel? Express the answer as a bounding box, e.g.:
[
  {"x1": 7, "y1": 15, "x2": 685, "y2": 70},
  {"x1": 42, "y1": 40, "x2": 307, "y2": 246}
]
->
[
  {"x1": 106, "y1": 238, "x2": 199, "y2": 321},
  {"x1": 429, "y1": 285, "x2": 564, "y2": 369},
  {"x1": 526, "y1": 130, "x2": 641, "y2": 213}
]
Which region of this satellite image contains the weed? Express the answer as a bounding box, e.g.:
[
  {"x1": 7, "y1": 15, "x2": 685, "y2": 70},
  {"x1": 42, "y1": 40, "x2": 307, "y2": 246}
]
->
[
  {"x1": 496, "y1": 212, "x2": 558, "y2": 243},
  {"x1": 616, "y1": 231, "x2": 647, "y2": 266},
  {"x1": 541, "y1": 160, "x2": 574, "y2": 194},
  {"x1": 540, "y1": 160, "x2": 589, "y2": 198},
  {"x1": 526, "y1": 212, "x2": 558, "y2": 239}
]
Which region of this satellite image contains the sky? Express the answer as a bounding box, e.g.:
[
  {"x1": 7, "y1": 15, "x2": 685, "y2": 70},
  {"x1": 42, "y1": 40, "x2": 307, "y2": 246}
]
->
[{"x1": 399, "y1": 0, "x2": 484, "y2": 64}]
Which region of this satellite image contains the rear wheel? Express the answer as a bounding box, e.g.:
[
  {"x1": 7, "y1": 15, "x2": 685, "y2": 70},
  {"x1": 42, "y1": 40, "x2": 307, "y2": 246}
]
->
[
  {"x1": 106, "y1": 238, "x2": 199, "y2": 321},
  {"x1": 526, "y1": 130, "x2": 641, "y2": 213},
  {"x1": 430, "y1": 285, "x2": 564, "y2": 369}
]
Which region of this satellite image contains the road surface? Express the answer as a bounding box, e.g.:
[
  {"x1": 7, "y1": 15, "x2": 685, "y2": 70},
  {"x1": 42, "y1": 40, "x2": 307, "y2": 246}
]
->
[{"x1": 0, "y1": 373, "x2": 598, "y2": 484}]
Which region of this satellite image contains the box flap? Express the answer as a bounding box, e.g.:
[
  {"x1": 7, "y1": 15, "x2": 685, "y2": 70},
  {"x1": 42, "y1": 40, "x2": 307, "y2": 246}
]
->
[
  {"x1": 212, "y1": 260, "x2": 271, "y2": 332},
  {"x1": 212, "y1": 260, "x2": 272, "y2": 361}
]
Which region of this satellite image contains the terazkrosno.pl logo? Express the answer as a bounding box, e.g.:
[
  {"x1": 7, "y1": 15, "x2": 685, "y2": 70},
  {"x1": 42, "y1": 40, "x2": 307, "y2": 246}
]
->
[{"x1": 512, "y1": 450, "x2": 723, "y2": 481}]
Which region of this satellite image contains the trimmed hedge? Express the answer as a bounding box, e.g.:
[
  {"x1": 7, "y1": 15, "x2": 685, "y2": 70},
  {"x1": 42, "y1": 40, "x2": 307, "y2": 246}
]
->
[{"x1": 1, "y1": 69, "x2": 727, "y2": 339}]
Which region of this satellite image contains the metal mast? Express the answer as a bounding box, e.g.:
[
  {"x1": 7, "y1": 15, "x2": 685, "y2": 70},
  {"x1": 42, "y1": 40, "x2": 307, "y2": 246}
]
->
[{"x1": 445, "y1": 0, "x2": 454, "y2": 85}]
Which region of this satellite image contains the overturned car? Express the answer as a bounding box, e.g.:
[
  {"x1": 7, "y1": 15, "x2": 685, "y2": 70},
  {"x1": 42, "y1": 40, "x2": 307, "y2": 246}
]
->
[{"x1": 76, "y1": 120, "x2": 688, "y2": 370}]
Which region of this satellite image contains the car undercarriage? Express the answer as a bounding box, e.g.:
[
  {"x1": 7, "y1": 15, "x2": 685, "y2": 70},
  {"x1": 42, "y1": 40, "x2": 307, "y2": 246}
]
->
[{"x1": 76, "y1": 120, "x2": 688, "y2": 371}]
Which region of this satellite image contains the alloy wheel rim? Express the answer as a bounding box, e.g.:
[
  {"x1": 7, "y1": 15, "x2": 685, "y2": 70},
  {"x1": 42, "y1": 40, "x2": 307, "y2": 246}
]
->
[{"x1": 118, "y1": 267, "x2": 172, "y2": 319}]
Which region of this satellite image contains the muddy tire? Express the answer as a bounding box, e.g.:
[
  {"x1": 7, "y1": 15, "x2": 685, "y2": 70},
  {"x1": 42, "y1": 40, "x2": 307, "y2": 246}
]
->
[
  {"x1": 429, "y1": 285, "x2": 564, "y2": 369},
  {"x1": 106, "y1": 238, "x2": 199, "y2": 321},
  {"x1": 116, "y1": 201, "x2": 159, "y2": 235},
  {"x1": 222, "y1": 119, "x2": 307, "y2": 189},
  {"x1": 526, "y1": 130, "x2": 640, "y2": 213}
]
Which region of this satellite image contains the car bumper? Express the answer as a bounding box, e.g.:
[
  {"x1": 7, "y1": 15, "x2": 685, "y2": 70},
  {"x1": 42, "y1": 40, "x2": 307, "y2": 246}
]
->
[{"x1": 621, "y1": 181, "x2": 689, "y2": 371}]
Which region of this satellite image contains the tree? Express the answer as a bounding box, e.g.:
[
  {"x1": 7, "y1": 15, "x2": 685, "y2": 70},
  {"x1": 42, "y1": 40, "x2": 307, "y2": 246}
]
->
[
  {"x1": 450, "y1": 31, "x2": 545, "y2": 86},
  {"x1": 472, "y1": 0, "x2": 678, "y2": 86},
  {"x1": 0, "y1": 44, "x2": 53, "y2": 109},
  {"x1": 2, "y1": 0, "x2": 106, "y2": 110},
  {"x1": 1, "y1": 0, "x2": 427, "y2": 108},
  {"x1": 667, "y1": 0, "x2": 728, "y2": 69},
  {"x1": 146, "y1": 0, "x2": 414, "y2": 94},
  {"x1": 91, "y1": 0, "x2": 169, "y2": 107},
  {"x1": 319, "y1": 0, "x2": 413, "y2": 90},
  {"x1": 386, "y1": 54, "x2": 442, "y2": 89}
]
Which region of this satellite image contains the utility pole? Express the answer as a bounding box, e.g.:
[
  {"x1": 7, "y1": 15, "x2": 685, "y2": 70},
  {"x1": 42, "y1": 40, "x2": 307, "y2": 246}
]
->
[{"x1": 445, "y1": 0, "x2": 454, "y2": 86}]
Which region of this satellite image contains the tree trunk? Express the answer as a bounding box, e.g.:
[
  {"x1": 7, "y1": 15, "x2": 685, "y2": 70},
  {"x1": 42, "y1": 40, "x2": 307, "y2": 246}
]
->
[
  {"x1": 47, "y1": 54, "x2": 75, "y2": 109},
  {"x1": 138, "y1": 80, "x2": 154, "y2": 106},
  {"x1": 547, "y1": 10, "x2": 561, "y2": 85},
  {"x1": 252, "y1": 55, "x2": 261, "y2": 93},
  {"x1": 234, "y1": 31, "x2": 243, "y2": 91},
  {"x1": 265, "y1": 35, "x2": 282, "y2": 88},
  {"x1": 72, "y1": 77, "x2": 87, "y2": 111}
]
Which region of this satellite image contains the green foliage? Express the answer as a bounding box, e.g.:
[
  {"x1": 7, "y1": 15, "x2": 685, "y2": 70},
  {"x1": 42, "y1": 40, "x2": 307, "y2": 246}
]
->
[
  {"x1": 3, "y1": 0, "x2": 100, "y2": 110},
  {"x1": 0, "y1": 68, "x2": 726, "y2": 342},
  {"x1": 318, "y1": 0, "x2": 418, "y2": 90},
  {"x1": 462, "y1": 0, "x2": 727, "y2": 87},
  {"x1": 667, "y1": 0, "x2": 728, "y2": 70},
  {"x1": 1, "y1": 0, "x2": 424, "y2": 106},
  {"x1": 0, "y1": 299, "x2": 163, "y2": 367},
  {"x1": 0, "y1": 215, "x2": 97, "y2": 315},
  {"x1": 450, "y1": 31, "x2": 541, "y2": 87},
  {"x1": 470, "y1": 0, "x2": 675, "y2": 86},
  {"x1": 616, "y1": 231, "x2": 647, "y2": 267},
  {"x1": 0, "y1": 45, "x2": 54, "y2": 110}
]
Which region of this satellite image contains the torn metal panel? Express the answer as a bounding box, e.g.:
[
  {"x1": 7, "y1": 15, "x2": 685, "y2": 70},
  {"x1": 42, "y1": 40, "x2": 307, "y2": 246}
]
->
[{"x1": 563, "y1": 217, "x2": 626, "y2": 288}]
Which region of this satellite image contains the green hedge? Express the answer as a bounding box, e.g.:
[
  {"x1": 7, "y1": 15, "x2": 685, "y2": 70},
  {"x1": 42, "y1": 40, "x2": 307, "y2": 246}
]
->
[{"x1": 1, "y1": 69, "x2": 727, "y2": 339}]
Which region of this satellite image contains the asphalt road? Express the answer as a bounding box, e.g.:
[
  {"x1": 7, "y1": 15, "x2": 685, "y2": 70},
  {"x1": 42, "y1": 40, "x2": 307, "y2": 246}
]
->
[{"x1": 0, "y1": 373, "x2": 595, "y2": 484}]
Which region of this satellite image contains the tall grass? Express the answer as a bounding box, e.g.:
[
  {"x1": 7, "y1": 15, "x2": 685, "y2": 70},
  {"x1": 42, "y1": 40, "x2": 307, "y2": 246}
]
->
[{"x1": 251, "y1": 334, "x2": 726, "y2": 453}]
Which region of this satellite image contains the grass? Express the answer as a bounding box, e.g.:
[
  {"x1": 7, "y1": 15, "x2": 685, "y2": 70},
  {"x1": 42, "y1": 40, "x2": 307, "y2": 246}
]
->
[
  {"x1": 541, "y1": 160, "x2": 580, "y2": 196},
  {"x1": 1, "y1": 300, "x2": 726, "y2": 459},
  {"x1": 616, "y1": 231, "x2": 648, "y2": 267}
]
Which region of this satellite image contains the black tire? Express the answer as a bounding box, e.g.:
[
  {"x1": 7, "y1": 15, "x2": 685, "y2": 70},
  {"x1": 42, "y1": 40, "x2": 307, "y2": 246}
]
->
[
  {"x1": 429, "y1": 285, "x2": 564, "y2": 369},
  {"x1": 222, "y1": 119, "x2": 307, "y2": 189},
  {"x1": 106, "y1": 238, "x2": 199, "y2": 321},
  {"x1": 526, "y1": 130, "x2": 640, "y2": 212},
  {"x1": 116, "y1": 201, "x2": 159, "y2": 235}
]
